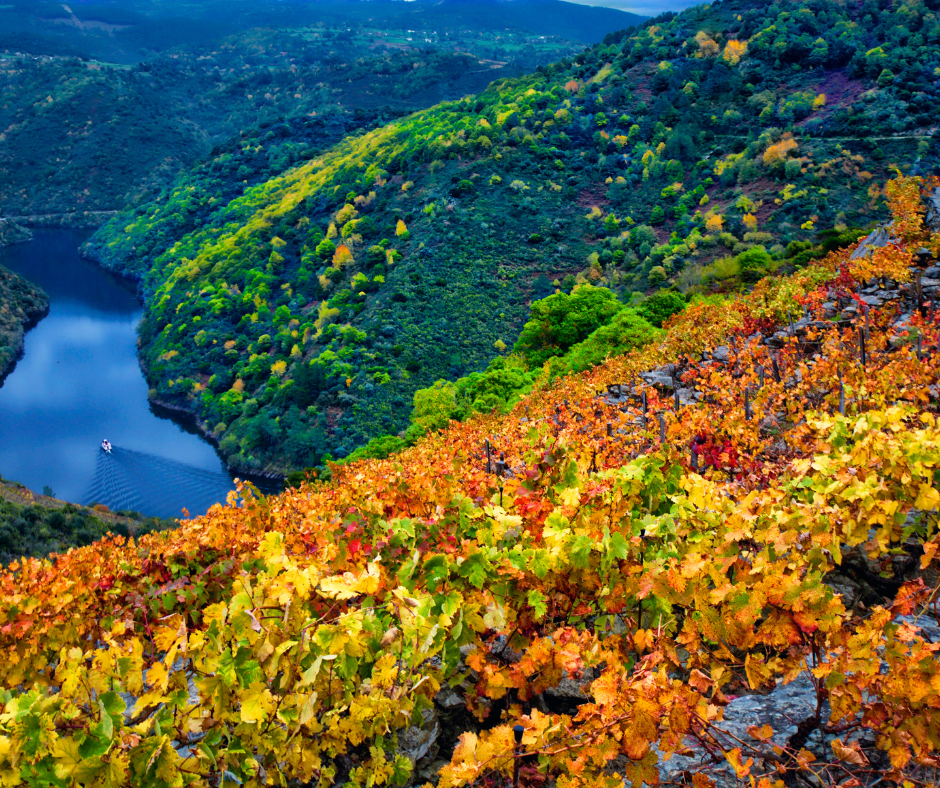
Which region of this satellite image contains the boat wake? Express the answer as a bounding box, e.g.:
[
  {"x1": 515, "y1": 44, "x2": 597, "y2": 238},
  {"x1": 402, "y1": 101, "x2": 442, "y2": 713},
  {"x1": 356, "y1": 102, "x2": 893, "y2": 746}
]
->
[{"x1": 83, "y1": 446, "x2": 235, "y2": 519}]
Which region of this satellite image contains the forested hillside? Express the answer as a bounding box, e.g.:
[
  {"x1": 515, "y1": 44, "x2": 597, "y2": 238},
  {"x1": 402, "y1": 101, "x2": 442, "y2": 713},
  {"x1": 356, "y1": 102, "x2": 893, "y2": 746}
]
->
[
  {"x1": 0, "y1": 264, "x2": 48, "y2": 384},
  {"x1": 0, "y1": 29, "x2": 577, "y2": 217},
  {"x1": 1, "y1": 177, "x2": 938, "y2": 788},
  {"x1": 86, "y1": 0, "x2": 940, "y2": 474},
  {"x1": 0, "y1": 478, "x2": 176, "y2": 565}
]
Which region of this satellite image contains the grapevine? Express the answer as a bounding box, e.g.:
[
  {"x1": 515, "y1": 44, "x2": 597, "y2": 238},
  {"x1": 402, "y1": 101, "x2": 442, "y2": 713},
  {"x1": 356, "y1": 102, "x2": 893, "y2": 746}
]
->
[{"x1": 0, "y1": 177, "x2": 938, "y2": 788}]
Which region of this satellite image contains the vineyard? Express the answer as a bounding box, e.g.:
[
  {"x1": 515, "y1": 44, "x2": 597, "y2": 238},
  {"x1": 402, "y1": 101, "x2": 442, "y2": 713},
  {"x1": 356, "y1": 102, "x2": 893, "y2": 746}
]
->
[{"x1": 0, "y1": 176, "x2": 939, "y2": 788}]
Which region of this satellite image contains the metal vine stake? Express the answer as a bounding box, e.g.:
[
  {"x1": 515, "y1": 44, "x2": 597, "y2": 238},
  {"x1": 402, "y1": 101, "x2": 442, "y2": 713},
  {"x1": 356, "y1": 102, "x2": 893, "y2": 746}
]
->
[
  {"x1": 512, "y1": 724, "x2": 524, "y2": 788},
  {"x1": 838, "y1": 369, "x2": 845, "y2": 416}
]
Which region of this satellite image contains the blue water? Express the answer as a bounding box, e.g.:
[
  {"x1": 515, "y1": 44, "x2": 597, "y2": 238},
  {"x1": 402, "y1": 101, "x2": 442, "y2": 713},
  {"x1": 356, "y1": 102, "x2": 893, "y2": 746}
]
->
[{"x1": 0, "y1": 229, "x2": 237, "y2": 518}]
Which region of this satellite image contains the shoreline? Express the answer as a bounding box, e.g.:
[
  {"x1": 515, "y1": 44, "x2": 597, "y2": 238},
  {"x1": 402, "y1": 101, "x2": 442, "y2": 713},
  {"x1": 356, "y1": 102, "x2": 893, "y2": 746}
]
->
[
  {"x1": 0, "y1": 262, "x2": 50, "y2": 387},
  {"x1": 0, "y1": 219, "x2": 32, "y2": 250}
]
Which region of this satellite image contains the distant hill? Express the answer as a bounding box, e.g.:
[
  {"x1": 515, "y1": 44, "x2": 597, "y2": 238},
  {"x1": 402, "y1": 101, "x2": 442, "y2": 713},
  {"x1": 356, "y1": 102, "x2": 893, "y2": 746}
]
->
[
  {"x1": 0, "y1": 0, "x2": 638, "y2": 217},
  {"x1": 387, "y1": 0, "x2": 646, "y2": 43},
  {"x1": 1, "y1": 0, "x2": 645, "y2": 62}
]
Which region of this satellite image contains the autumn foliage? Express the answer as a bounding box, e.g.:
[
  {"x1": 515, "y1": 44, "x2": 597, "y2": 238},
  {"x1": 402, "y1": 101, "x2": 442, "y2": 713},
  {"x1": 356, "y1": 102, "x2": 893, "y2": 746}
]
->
[{"x1": 1, "y1": 179, "x2": 939, "y2": 787}]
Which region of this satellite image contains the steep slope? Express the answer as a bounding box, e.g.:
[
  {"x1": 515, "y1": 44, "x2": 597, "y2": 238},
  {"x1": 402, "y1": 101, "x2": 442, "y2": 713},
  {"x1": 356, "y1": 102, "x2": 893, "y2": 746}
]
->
[
  {"x1": 1, "y1": 178, "x2": 939, "y2": 787},
  {"x1": 87, "y1": 0, "x2": 940, "y2": 473},
  {"x1": 0, "y1": 25, "x2": 584, "y2": 217},
  {"x1": 0, "y1": 478, "x2": 176, "y2": 565}
]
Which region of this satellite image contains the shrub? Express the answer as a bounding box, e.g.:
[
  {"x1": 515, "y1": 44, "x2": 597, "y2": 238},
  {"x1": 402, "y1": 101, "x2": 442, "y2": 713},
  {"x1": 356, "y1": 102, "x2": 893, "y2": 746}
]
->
[
  {"x1": 637, "y1": 290, "x2": 686, "y2": 327},
  {"x1": 546, "y1": 308, "x2": 661, "y2": 378},
  {"x1": 411, "y1": 380, "x2": 457, "y2": 432},
  {"x1": 648, "y1": 265, "x2": 668, "y2": 287},
  {"x1": 737, "y1": 245, "x2": 774, "y2": 283},
  {"x1": 513, "y1": 285, "x2": 623, "y2": 368}
]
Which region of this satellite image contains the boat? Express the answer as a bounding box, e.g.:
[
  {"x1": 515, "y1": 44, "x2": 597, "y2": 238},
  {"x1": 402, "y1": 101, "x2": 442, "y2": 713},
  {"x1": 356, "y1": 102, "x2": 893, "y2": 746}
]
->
[{"x1": 101, "y1": 439, "x2": 112, "y2": 454}]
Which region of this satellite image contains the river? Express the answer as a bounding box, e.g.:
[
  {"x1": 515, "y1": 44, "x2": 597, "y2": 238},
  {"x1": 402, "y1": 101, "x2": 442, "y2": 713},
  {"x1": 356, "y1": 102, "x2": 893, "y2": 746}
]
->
[{"x1": 0, "y1": 229, "x2": 239, "y2": 519}]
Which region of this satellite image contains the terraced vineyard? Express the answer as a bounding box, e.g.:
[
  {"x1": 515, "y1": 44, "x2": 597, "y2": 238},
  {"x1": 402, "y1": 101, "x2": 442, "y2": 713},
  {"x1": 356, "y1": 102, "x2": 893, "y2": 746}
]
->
[{"x1": 0, "y1": 177, "x2": 937, "y2": 788}]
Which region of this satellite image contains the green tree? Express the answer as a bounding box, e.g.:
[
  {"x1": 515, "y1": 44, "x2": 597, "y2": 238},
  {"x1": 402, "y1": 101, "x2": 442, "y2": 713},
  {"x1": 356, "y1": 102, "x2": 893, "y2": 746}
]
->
[
  {"x1": 877, "y1": 68, "x2": 894, "y2": 87},
  {"x1": 546, "y1": 308, "x2": 661, "y2": 377},
  {"x1": 647, "y1": 265, "x2": 668, "y2": 286},
  {"x1": 636, "y1": 290, "x2": 686, "y2": 327},
  {"x1": 513, "y1": 285, "x2": 622, "y2": 368},
  {"x1": 411, "y1": 380, "x2": 458, "y2": 432},
  {"x1": 316, "y1": 238, "x2": 337, "y2": 260},
  {"x1": 736, "y1": 245, "x2": 774, "y2": 283},
  {"x1": 453, "y1": 356, "x2": 536, "y2": 417}
]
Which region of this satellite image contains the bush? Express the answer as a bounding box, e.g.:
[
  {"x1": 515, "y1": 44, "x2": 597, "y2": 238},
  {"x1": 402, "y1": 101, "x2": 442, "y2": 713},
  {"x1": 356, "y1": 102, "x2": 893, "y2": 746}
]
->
[
  {"x1": 513, "y1": 285, "x2": 623, "y2": 368},
  {"x1": 736, "y1": 245, "x2": 774, "y2": 283},
  {"x1": 342, "y1": 435, "x2": 409, "y2": 463},
  {"x1": 546, "y1": 308, "x2": 661, "y2": 378},
  {"x1": 637, "y1": 290, "x2": 686, "y2": 327},
  {"x1": 411, "y1": 380, "x2": 458, "y2": 432},
  {"x1": 647, "y1": 266, "x2": 668, "y2": 287},
  {"x1": 453, "y1": 356, "x2": 536, "y2": 417}
]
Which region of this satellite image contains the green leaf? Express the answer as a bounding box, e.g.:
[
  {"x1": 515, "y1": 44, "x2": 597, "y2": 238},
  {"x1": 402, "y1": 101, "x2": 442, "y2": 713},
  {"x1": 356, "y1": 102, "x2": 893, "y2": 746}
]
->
[
  {"x1": 217, "y1": 648, "x2": 236, "y2": 688},
  {"x1": 424, "y1": 555, "x2": 449, "y2": 591},
  {"x1": 458, "y1": 553, "x2": 489, "y2": 589},
  {"x1": 529, "y1": 549, "x2": 551, "y2": 578},
  {"x1": 527, "y1": 590, "x2": 548, "y2": 621},
  {"x1": 439, "y1": 590, "x2": 463, "y2": 617},
  {"x1": 570, "y1": 534, "x2": 593, "y2": 567},
  {"x1": 609, "y1": 532, "x2": 630, "y2": 560}
]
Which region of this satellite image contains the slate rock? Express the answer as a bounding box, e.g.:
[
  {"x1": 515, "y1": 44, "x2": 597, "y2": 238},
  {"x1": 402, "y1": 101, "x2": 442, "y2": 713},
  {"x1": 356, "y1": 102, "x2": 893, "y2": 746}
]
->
[
  {"x1": 926, "y1": 187, "x2": 940, "y2": 233},
  {"x1": 398, "y1": 708, "x2": 441, "y2": 767},
  {"x1": 850, "y1": 226, "x2": 895, "y2": 260}
]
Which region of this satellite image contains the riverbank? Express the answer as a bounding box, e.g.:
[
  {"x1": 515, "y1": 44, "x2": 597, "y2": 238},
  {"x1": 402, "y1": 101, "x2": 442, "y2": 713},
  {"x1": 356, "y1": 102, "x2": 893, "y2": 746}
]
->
[
  {"x1": 0, "y1": 477, "x2": 178, "y2": 565},
  {"x1": 17, "y1": 210, "x2": 118, "y2": 229},
  {"x1": 0, "y1": 264, "x2": 49, "y2": 385},
  {"x1": 149, "y1": 395, "x2": 287, "y2": 483},
  {"x1": 0, "y1": 219, "x2": 31, "y2": 249}
]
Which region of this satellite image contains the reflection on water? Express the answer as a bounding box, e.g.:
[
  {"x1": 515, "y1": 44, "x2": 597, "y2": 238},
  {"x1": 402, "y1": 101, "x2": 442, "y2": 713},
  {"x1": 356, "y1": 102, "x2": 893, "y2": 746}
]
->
[{"x1": 0, "y1": 229, "x2": 237, "y2": 518}]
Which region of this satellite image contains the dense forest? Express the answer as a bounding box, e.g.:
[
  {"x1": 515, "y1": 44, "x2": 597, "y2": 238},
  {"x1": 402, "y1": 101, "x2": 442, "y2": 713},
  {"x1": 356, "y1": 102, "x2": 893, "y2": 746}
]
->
[
  {"x1": 0, "y1": 28, "x2": 585, "y2": 217},
  {"x1": 0, "y1": 0, "x2": 641, "y2": 220},
  {"x1": 0, "y1": 177, "x2": 937, "y2": 787},
  {"x1": 0, "y1": 264, "x2": 48, "y2": 384},
  {"x1": 85, "y1": 0, "x2": 940, "y2": 474},
  {"x1": 0, "y1": 219, "x2": 30, "y2": 249}
]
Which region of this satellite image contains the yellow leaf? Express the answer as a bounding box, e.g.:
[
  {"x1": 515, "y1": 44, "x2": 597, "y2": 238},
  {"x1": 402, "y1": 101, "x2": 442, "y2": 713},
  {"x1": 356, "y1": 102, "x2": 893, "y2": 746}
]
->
[
  {"x1": 831, "y1": 738, "x2": 869, "y2": 766},
  {"x1": 914, "y1": 484, "x2": 939, "y2": 511},
  {"x1": 317, "y1": 562, "x2": 382, "y2": 599},
  {"x1": 725, "y1": 747, "x2": 753, "y2": 778},
  {"x1": 240, "y1": 681, "x2": 275, "y2": 723}
]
